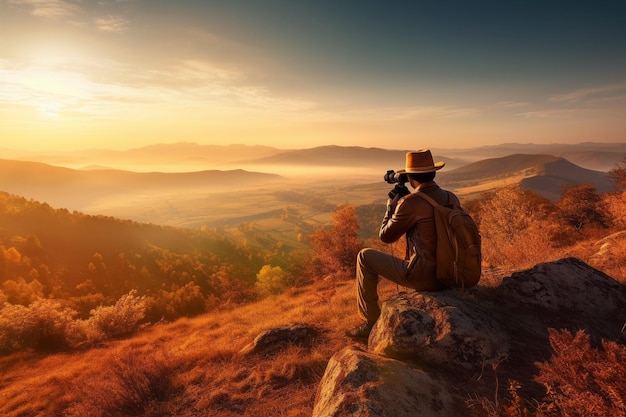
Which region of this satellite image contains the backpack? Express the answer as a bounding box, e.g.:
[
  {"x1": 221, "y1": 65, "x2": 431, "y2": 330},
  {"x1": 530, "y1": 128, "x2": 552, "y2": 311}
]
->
[{"x1": 416, "y1": 192, "x2": 482, "y2": 289}]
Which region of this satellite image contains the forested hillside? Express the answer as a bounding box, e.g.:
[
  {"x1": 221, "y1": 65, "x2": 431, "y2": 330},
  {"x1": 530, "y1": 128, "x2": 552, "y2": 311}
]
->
[{"x1": 0, "y1": 192, "x2": 264, "y2": 320}]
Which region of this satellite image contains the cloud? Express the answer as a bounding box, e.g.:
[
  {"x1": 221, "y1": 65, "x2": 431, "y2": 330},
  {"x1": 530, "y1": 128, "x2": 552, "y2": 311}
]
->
[
  {"x1": 6, "y1": 0, "x2": 133, "y2": 32},
  {"x1": 1, "y1": 52, "x2": 318, "y2": 122},
  {"x1": 228, "y1": 86, "x2": 316, "y2": 112},
  {"x1": 153, "y1": 60, "x2": 316, "y2": 112},
  {"x1": 516, "y1": 109, "x2": 603, "y2": 119},
  {"x1": 405, "y1": 106, "x2": 479, "y2": 119},
  {"x1": 94, "y1": 15, "x2": 129, "y2": 33},
  {"x1": 97, "y1": 0, "x2": 136, "y2": 4},
  {"x1": 550, "y1": 82, "x2": 626, "y2": 105},
  {"x1": 497, "y1": 101, "x2": 530, "y2": 108},
  {"x1": 345, "y1": 106, "x2": 480, "y2": 122},
  {"x1": 6, "y1": 0, "x2": 79, "y2": 19},
  {"x1": 88, "y1": 58, "x2": 247, "y2": 91},
  {"x1": 515, "y1": 82, "x2": 626, "y2": 119}
]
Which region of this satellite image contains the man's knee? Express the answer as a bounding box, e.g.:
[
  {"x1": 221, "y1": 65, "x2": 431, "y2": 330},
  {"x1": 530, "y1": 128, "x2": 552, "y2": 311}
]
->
[
  {"x1": 358, "y1": 248, "x2": 386, "y2": 278},
  {"x1": 357, "y1": 248, "x2": 375, "y2": 267},
  {"x1": 358, "y1": 247, "x2": 376, "y2": 259}
]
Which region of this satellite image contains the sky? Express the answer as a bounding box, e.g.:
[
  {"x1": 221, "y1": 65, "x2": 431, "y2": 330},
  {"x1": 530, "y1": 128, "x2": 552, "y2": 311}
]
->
[{"x1": 1, "y1": 0, "x2": 625, "y2": 152}]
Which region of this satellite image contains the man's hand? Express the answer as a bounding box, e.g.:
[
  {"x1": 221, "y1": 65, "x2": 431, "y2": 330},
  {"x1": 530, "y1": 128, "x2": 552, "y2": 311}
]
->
[
  {"x1": 386, "y1": 184, "x2": 410, "y2": 214},
  {"x1": 387, "y1": 184, "x2": 410, "y2": 200}
]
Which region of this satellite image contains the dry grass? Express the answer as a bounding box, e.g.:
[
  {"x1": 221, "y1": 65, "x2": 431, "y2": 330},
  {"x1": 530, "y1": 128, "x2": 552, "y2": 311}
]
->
[
  {"x1": 0, "y1": 276, "x2": 405, "y2": 417},
  {"x1": 578, "y1": 230, "x2": 626, "y2": 285},
  {"x1": 535, "y1": 329, "x2": 626, "y2": 416},
  {"x1": 0, "y1": 232, "x2": 624, "y2": 416},
  {"x1": 479, "y1": 230, "x2": 626, "y2": 288}
]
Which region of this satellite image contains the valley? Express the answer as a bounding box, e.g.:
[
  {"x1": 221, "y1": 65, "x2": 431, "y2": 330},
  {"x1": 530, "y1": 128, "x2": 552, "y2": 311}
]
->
[{"x1": 0, "y1": 143, "x2": 620, "y2": 236}]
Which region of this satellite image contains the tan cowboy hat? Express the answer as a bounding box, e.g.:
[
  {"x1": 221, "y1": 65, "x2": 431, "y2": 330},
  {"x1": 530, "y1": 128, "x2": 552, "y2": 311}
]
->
[{"x1": 398, "y1": 149, "x2": 445, "y2": 173}]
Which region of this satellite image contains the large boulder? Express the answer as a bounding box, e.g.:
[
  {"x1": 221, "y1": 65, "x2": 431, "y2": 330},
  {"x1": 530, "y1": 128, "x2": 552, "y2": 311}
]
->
[
  {"x1": 368, "y1": 292, "x2": 508, "y2": 370},
  {"x1": 314, "y1": 258, "x2": 626, "y2": 415},
  {"x1": 312, "y1": 346, "x2": 467, "y2": 417},
  {"x1": 497, "y1": 257, "x2": 625, "y2": 325}
]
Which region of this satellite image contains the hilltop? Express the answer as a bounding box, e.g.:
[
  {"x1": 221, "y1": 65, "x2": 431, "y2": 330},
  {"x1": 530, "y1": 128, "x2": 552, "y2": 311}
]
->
[
  {"x1": 313, "y1": 258, "x2": 626, "y2": 417},
  {"x1": 439, "y1": 153, "x2": 613, "y2": 200}
]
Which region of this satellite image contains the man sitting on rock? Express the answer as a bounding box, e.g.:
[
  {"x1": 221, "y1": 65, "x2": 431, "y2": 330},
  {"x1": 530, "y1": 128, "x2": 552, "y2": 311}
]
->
[{"x1": 346, "y1": 149, "x2": 460, "y2": 339}]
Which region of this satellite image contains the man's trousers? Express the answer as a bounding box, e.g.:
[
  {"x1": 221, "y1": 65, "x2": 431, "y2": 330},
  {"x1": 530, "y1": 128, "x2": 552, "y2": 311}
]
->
[{"x1": 356, "y1": 247, "x2": 444, "y2": 324}]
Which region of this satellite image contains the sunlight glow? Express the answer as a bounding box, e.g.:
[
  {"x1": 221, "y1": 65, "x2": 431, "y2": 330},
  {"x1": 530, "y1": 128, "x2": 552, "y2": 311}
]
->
[
  {"x1": 1, "y1": 1, "x2": 624, "y2": 152},
  {"x1": 17, "y1": 69, "x2": 91, "y2": 98},
  {"x1": 38, "y1": 102, "x2": 61, "y2": 118}
]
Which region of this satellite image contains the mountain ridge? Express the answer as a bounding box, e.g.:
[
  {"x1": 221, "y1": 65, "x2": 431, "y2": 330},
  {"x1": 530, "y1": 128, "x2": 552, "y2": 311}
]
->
[
  {"x1": 431, "y1": 142, "x2": 626, "y2": 171},
  {"x1": 0, "y1": 159, "x2": 284, "y2": 210},
  {"x1": 3, "y1": 141, "x2": 625, "y2": 172},
  {"x1": 0, "y1": 150, "x2": 616, "y2": 224},
  {"x1": 439, "y1": 153, "x2": 612, "y2": 200}
]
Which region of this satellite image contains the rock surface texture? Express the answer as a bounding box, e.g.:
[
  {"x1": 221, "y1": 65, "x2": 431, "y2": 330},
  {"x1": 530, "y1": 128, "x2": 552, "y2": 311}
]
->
[
  {"x1": 313, "y1": 258, "x2": 626, "y2": 417},
  {"x1": 239, "y1": 323, "x2": 321, "y2": 356},
  {"x1": 313, "y1": 346, "x2": 467, "y2": 417}
]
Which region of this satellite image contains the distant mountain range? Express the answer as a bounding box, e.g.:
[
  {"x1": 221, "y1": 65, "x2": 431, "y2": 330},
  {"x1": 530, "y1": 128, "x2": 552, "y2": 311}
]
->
[
  {"x1": 0, "y1": 159, "x2": 284, "y2": 210},
  {"x1": 0, "y1": 142, "x2": 286, "y2": 172},
  {"x1": 2, "y1": 141, "x2": 624, "y2": 172},
  {"x1": 0, "y1": 143, "x2": 620, "y2": 216},
  {"x1": 240, "y1": 145, "x2": 465, "y2": 171},
  {"x1": 431, "y1": 142, "x2": 626, "y2": 172},
  {"x1": 229, "y1": 142, "x2": 626, "y2": 173}
]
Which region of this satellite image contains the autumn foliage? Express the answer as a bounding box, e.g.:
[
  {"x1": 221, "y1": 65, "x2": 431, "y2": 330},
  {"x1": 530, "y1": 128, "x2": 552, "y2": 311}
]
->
[
  {"x1": 534, "y1": 329, "x2": 626, "y2": 417},
  {"x1": 0, "y1": 291, "x2": 146, "y2": 353},
  {"x1": 0, "y1": 192, "x2": 261, "y2": 323},
  {"x1": 308, "y1": 204, "x2": 363, "y2": 279}
]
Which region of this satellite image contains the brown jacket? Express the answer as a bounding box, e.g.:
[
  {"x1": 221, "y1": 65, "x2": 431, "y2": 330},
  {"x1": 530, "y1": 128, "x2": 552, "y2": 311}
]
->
[{"x1": 379, "y1": 181, "x2": 460, "y2": 283}]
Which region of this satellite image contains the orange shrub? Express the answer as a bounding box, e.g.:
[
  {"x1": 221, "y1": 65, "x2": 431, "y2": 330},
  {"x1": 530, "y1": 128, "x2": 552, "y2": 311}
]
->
[
  {"x1": 308, "y1": 205, "x2": 362, "y2": 279},
  {"x1": 145, "y1": 282, "x2": 207, "y2": 321},
  {"x1": 473, "y1": 186, "x2": 561, "y2": 273},
  {"x1": 603, "y1": 191, "x2": 626, "y2": 230},
  {"x1": 535, "y1": 329, "x2": 626, "y2": 417},
  {"x1": 89, "y1": 290, "x2": 146, "y2": 339},
  {"x1": 0, "y1": 299, "x2": 77, "y2": 353}
]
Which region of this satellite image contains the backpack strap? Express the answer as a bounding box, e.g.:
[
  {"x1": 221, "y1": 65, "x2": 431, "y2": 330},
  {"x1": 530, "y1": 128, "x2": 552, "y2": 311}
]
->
[
  {"x1": 404, "y1": 192, "x2": 439, "y2": 261},
  {"x1": 403, "y1": 191, "x2": 437, "y2": 261},
  {"x1": 415, "y1": 191, "x2": 440, "y2": 207},
  {"x1": 416, "y1": 190, "x2": 452, "y2": 207}
]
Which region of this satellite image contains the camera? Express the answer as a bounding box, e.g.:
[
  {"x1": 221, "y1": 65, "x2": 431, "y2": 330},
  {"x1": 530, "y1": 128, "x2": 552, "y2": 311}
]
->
[
  {"x1": 384, "y1": 170, "x2": 408, "y2": 184},
  {"x1": 384, "y1": 170, "x2": 410, "y2": 199}
]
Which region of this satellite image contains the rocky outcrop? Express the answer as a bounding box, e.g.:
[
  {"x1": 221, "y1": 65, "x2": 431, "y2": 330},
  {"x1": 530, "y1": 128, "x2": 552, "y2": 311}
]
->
[
  {"x1": 312, "y1": 346, "x2": 467, "y2": 417},
  {"x1": 239, "y1": 323, "x2": 321, "y2": 356},
  {"x1": 313, "y1": 258, "x2": 626, "y2": 417},
  {"x1": 369, "y1": 292, "x2": 508, "y2": 370}
]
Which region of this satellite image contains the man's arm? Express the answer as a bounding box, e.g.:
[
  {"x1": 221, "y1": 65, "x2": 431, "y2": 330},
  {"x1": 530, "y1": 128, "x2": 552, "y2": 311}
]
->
[{"x1": 379, "y1": 195, "x2": 417, "y2": 244}]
